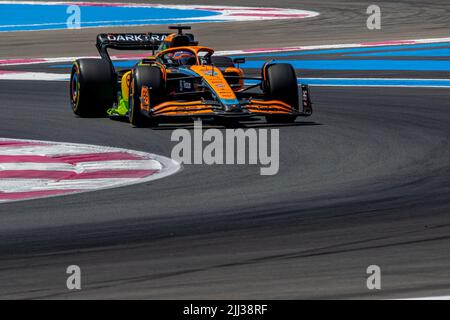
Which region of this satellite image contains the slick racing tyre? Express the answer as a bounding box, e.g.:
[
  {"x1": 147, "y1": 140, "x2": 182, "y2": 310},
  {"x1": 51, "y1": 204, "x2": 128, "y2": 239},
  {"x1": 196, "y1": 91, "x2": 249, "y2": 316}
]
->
[
  {"x1": 70, "y1": 59, "x2": 115, "y2": 117},
  {"x1": 263, "y1": 63, "x2": 299, "y2": 123},
  {"x1": 129, "y1": 66, "x2": 165, "y2": 127}
]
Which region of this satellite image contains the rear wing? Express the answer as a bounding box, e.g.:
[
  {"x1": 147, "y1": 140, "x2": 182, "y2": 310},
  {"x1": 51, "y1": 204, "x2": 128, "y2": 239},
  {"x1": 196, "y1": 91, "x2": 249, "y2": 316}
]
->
[
  {"x1": 96, "y1": 32, "x2": 197, "y2": 64},
  {"x1": 96, "y1": 33, "x2": 170, "y2": 62}
]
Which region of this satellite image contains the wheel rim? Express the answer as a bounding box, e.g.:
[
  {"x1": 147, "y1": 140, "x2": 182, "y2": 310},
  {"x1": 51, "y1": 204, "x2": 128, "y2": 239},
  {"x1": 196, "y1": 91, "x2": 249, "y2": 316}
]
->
[{"x1": 71, "y1": 71, "x2": 79, "y2": 105}]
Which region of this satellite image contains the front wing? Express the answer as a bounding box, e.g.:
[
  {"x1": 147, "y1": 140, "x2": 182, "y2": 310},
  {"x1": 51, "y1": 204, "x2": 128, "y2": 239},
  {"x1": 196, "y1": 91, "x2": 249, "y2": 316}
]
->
[{"x1": 144, "y1": 85, "x2": 313, "y2": 118}]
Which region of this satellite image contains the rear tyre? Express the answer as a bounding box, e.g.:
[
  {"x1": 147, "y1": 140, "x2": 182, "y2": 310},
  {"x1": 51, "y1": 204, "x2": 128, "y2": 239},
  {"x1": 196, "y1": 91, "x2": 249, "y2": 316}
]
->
[
  {"x1": 211, "y1": 56, "x2": 235, "y2": 68},
  {"x1": 263, "y1": 63, "x2": 298, "y2": 123},
  {"x1": 129, "y1": 66, "x2": 165, "y2": 127},
  {"x1": 70, "y1": 59, "x2": 115, "y2": 117}
]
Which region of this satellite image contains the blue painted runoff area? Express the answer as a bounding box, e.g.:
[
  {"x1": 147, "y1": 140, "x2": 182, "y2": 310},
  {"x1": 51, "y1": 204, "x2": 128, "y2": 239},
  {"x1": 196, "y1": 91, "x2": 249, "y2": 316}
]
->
[
  {"x1": 244, "y1": 78, "x2": 450, "y2": 87},
  {"x1": 237, "y1": 43, "x2": 450, "y2": 58},
  {"x1": 0, "y1": 3, "x2": 219, "y2": 32},
  {"x1": 240, "y1": 59, "x2": 450, "y2": 71},
  {"x1": 346, "y1": 48, "x2": 450, "y2": 57},
  {"x1": 51, "y1": 58, "x2": 450, "y2": 71}
]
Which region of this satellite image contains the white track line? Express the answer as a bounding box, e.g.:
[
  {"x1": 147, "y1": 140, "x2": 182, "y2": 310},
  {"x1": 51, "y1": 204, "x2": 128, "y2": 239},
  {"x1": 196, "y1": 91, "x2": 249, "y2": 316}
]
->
[
  {"x1": 0, "y1": 144, "x2": 127, "y2": 155},
  {"x1": 399, "y1": 295, "x2": 450, "y2": 300},
  {"x1": 0, "y1": 71, "x2": 69, "y2": 81},
  {"x1": 0, "y1": 159, "x2": 162, "y2": 171}
]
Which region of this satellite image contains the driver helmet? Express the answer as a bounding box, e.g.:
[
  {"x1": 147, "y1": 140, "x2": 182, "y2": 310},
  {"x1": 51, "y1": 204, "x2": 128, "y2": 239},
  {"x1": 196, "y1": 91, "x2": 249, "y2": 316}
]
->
[{"x1": 171, "y1": 51, "x2": 196, "y2": 65}]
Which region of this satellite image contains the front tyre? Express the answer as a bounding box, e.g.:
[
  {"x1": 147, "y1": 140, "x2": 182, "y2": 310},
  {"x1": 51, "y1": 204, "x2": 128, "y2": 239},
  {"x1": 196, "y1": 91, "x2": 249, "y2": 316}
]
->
[
  {"x1": 70, "y1": 59, "x2": 115, "y2": 117},
  {"x1": 263, "y1": 63, "x2": 299, "y2": 123},
  {"x1": 129, "y1": 66, "x2": 165, "y2": 127}
]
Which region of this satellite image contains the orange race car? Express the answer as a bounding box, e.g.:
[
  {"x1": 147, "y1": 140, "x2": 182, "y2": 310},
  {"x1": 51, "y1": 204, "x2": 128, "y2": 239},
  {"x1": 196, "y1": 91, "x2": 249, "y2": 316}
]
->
[{"x1": 70, "y1": 26, "x2": 312, "y2": 127}]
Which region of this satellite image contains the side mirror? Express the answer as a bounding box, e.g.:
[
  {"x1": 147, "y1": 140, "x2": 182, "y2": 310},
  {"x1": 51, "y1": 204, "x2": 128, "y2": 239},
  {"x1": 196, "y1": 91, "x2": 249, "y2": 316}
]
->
[{"x1": 233, "y1": 58, "x2": 246, "y2": 64}]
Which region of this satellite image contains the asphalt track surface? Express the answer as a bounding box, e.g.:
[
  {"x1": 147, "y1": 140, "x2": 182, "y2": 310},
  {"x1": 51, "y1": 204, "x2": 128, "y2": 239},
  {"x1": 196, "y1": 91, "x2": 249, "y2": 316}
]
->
[{"x1": 0, "y1": 0, "x2": 450, "y2": 299}]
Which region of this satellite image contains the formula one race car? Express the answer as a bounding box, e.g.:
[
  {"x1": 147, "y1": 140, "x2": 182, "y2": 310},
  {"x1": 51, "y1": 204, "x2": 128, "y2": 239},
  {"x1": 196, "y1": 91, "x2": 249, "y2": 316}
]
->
[{"x1": 70, "y1": 26, "x2": 312, "y2": 127}]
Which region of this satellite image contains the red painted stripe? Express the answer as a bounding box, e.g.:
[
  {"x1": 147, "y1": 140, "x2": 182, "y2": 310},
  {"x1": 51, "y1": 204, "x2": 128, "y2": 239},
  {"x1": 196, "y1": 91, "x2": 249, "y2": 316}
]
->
[
  {"x1": 229, "y1": 13, "x2": 307, "y2": 18},
  {"x1": 51, "y1": 152, "x2": 145, "y2": 163},
  {"x1": 0, "y1": 152, "x2": 145, "y2": 164},
  {"x1": 242, "y1": 47, "x2": 297, "y2": 53},
  {"x1": 0, "y1": 170, "x2": 73, "y2": 179},
  {"x1": 193, "y1": 7, "x2": 280, "y2": 11},
  {"x1": 0, "y1": 155, "x2": 64, "y2": 163},
  {"x1": 0, "y1": 141, "x2": 45, "y2": 147},
  {"x1": 66, "y1": 3, "x2": 277, "y2": 10},
  {"x1": 0, "y1": 70, "x2": 20, "y2": 75},
  {"x1": 0, "y1": 169, "x2": 158, "y2": 180},
  {"x1": 0, "y1": 189, "x2": 79, "y2": 200},
  {"x1": 0, "y1": 59, "x2": 46, "y2": 65}
]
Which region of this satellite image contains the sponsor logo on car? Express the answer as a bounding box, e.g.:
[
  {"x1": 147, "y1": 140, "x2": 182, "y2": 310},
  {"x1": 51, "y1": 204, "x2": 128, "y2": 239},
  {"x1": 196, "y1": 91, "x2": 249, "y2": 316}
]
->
[
  {"x1": 202, "y1": 70, "x2": 219, "y2": 77},
  {"x1": 106, "y1": 34, "x2": 167, "y2": 42}
]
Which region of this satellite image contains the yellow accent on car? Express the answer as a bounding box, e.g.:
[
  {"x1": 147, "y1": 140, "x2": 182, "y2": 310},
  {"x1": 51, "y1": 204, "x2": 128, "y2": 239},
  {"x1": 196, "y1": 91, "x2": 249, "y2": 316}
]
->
[{"x1": 121, "y1": 71, "x2": 132, "y2": 102}]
